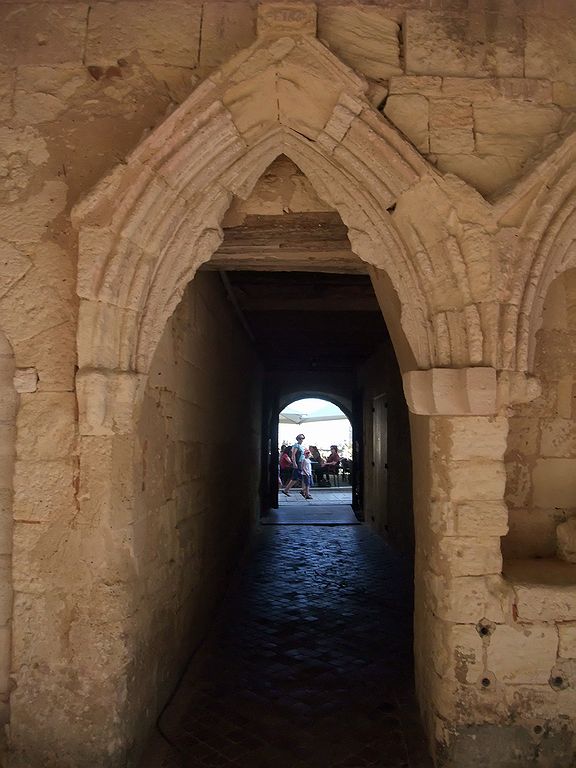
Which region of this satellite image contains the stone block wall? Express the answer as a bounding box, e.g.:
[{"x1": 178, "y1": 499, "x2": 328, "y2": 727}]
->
[
  {"x1": 10, "y1": 270, "x2": 262, "y2": 768},
  {"x1": 126, "y1": 271, "x2": 261, "y2": 755},
  {"x1": 2, "y1": 0, "x2": 576, "y2": 766},
  {"x1": 0, "y1": 334, "x2": 15, "y2": 750},
  {"x1": 413, "y1": 413, "x2": 576, "y2": 764},
  {"x1": 505, "y1": 269, "x2": 576, "y2": 560}
]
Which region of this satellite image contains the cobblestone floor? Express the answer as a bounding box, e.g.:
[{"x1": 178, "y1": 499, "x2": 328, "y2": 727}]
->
[
  {"x1": 141, "y1": 509, "x2": 432, "y2": 768},
  {"x1": 278, "y1": 487, "x2": 353, "y2": 507}
]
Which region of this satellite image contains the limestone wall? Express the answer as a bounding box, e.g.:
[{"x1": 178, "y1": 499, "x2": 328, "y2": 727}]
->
[
  {"x1": 2, "y1": 0, "x2": 576, "y2": 766},
  {"x1": 130, "y1": 271, "x2": 261, "y2": 756},
  {"x1": 10, "y1": 270, "x2": 262, "y2": 768},
  {"x1": 505, "y1": 269, "x2": 576, "y2": 559},
  {"x1": 0, "y1": 335, "x2": 16, "y2": 756}
]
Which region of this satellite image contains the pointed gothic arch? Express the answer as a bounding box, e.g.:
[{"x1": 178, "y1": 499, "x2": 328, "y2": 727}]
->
[
  {"x1": 71, "y1": 19, "x2": 491, "y2": 435},
  {"x1": 498, "y1": 130, "x2": 576, "y2": 372}
]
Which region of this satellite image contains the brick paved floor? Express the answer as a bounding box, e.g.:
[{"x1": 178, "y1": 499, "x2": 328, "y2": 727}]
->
[{"x1": 141, "y1": 508, "x2": 432, "y2": 768}]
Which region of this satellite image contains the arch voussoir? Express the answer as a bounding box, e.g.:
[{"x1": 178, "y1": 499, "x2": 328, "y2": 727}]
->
[
  {"x1": 508, "y1": 133, "x2": 576, "y2": 372},
  {"x1": 73, "y1": 9, "x2": 497, "y2": 434}
]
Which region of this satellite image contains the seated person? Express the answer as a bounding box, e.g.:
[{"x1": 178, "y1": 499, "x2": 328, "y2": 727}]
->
[
  {"x1": 324, "y1": 445, "x2": 341, "y2": 469},
  {"x1": 316, "y1": 445, "x2": 341, "y2": 485},
  {"x1": 308, "y1": 445, "x2": 323, "y2": 484}
]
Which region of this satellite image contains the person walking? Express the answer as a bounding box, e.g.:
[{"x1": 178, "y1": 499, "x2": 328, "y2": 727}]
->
[
  {"x1": 300, "y1": 449, "x2": 313, "y2": 500},
  {"x1": 279, "y1": 445, "x2": 293, "y2": 486},
  {"x1": 281, "y1": 433, "x2": 305, "y2": 496}
]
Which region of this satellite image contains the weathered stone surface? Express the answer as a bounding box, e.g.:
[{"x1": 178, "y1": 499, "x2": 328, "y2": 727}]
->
[
  {"x1": 13, "y1": 66, "x2": 88, "y2": 125},
  {"x1": 0, "y1": 126, "x2": 49, "y2": 203},
  {"x1": 13, "y1": 460, "x2": 75, "y2": 523},
  {"x1": 487, "y1": 624, "x2": 558, "y2": 684},
  {"x1": 199, "y1": 3, "x2": 256, "y2": 70},
  {"x1": 405, "y1": 12, "x2": 524, "y2": 78},
  {"x1": 425, "y1": 572, "x2": 509, "y2": 623},
  {"x1": 403, "y1": 368, "x2": 498, "y2": 416},
  {"x1": 557, "y1": 518, "x2": 576, "y2": 564},
  {"x1": 456, "y1": 502, "x2": 509, "y2": 538},
  {"x1": 503, "y1": 507, "x2": 562, "y2": 559},
  {"x1": 0, "y1": 240, "x2": 31, "y2": 296},
  {"x1": 541, "y1": 419, "x2": 576, "y2": 457},
  {"x1": 433, "y1": 622, "x2": 484, "y2": 684},
  {"x1": 477, "y1": 133, "x2": 545, "y2": 161},
  {"x1": 525, "y1": 17, "x2": 576, "y2": 85},
  {"x1": 388, "y1": 75, "x2": 442, "y2": 97},
  {"x1": 434, "y1": 153, "x2": 525, "y2": 198},
  {"x1": 0, "y1": 180, "x2": 67, "y2": 244},
  {"x1": 553, "y1": 81, "x2": 576, "y2": 108},
  {"x1": 0, "y1": 266, "x2": 71, "y2": 350},
  {"x1": 533, "y1": 458, "x2": 576, "y2": 508},
  {"x1": 383, "y1": 94, "x2": 429, "y2": 153},
  {"x1": 0, "y1": 71, "x2": 14, "y2": 122},
  {"x1": 473, "y1": 102, "x2": 563, "y2": 137},
  {"x1": 3, "y1": 5, "x2": 576, "y2": 767},
  {"x1": 429, "y1": 100, "x2": 474, "y2": 154},
  {"x1": 506, "y1": 417, "x2": 539, "y2": 455},
  {"x1": 449, "y1": 461, "x2": 506, "y2": 503},
  {"x1": 438, "y1": 536, "x2": 502, "y2": 577},
  {"x1": 0, "y1": 3, "x2": 88, "y2": 66},
  {"x1": 86, "y1": 1, "x2": 202, "y2": 67},
  {"x1": 13, "y1": 321, "x2": 76, "y2": 392},
  {"x1": 13, "y1": 368, "x2": 37, "y2": 394},
  {"x1": 318, "y1": 7, "x2": 401, "y2": 80},
  {"x1": 0, "y1": 389, "x2": 16, "y2": 431},
  {"x1": 442, "y1": 76, "x2": 553, "y2": 103},
  {"x1": 559, "y1": 624, "x2": 576, "y2": 658},
  {"x1": 505, "y1": 455, "x2": 531, "y2": 508},
  {"x1": 258, "y1": 2, "x2": 317, "y2": 37},
  {"x1": 429, "y1": 500, "x2": 508, "y2": 537},
  {"x1": 449, "y1": 416, "x2": 507, "y2": 461},
  {"x1": 16, "y1": 393, "x2": 76, "y2": 461},
  {"x1": 512, "y1": 581, "x2": 576, "y2": 623}
]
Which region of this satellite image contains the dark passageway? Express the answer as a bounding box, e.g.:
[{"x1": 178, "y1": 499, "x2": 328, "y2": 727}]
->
[
  {"x1": 142, "y1": 503, "x2": 431, "y2": 768},
  {"x1": 137, "y1": 184, "x2": 420, "y2": 767}
]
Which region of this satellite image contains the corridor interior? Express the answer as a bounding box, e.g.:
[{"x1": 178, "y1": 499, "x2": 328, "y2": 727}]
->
[{"x1": 134, "y1": 166, "x2": 422, "y2": 766}]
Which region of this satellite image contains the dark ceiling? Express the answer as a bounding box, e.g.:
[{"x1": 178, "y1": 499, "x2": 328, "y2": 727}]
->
[
  {"x1": 201, "y1": 206, "x2": 390, "y2": 372},
  {"x1": 222, "y1": 271, "x2": 389, "y2": 372}
]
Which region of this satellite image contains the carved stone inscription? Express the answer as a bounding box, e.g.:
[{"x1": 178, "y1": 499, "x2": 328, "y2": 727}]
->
[{"x1": 257, "y1": 2, "x2": 317, "y2": 36}]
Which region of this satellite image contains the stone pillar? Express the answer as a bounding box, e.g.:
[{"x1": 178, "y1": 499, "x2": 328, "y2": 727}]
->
[
  {"x1": 10, "y1": 368, "x2": 148, "y2": 768},
  {"x1": 405, "y1": 368, "x2": 512, "y2": 766},
  {"x1": 0, "y1": 335, "x2": 16, "y2": 738}
]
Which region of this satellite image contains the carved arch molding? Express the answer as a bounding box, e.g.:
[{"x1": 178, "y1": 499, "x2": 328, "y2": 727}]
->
[{"x1": 73, "y1": 1, "x2": 576, "y2": 428}]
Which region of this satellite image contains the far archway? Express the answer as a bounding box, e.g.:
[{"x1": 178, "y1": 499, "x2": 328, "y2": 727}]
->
[{"x1": 278, "y1": 397, "x2": 354, "y2": 503}]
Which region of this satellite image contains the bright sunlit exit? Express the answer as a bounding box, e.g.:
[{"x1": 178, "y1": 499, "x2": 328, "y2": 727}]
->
[{"x1": 278, "y1": 398, "x2": 352, "y2": 456}]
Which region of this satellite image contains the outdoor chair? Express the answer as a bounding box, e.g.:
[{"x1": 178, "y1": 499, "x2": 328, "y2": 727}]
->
[
  {"x1": 325, "y1": 461, "x2": 340, "y2": 487},
  {"x1": 340, "y1": 458, "x2": 352, "y2": 485}
]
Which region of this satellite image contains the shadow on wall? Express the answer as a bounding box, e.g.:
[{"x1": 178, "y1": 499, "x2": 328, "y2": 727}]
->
[
  {"x1": 504, "y1": 268, "x2": 576, "y2": 563},
  {"x1": 0, "y1": 331, "x2": 15, "y2": 755},
  {"x1": 128, "y1": 272, "x2": 263, "y2": 758}
]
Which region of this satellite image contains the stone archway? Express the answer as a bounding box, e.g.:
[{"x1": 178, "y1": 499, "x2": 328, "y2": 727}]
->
[
  {"x1": 505, "y1": 132, "x2": 576, "y2": 373},
  {"x1": 278, "y1": 392, "x2": 352, "y2": 422},
  {"x1": 70, "y1": 5, "x2": 528, "y2": 767},
  {"x1": 72, "y1": 4, "x2": 492, "y2": 442},
  {"x1": 275, "y1": 392, "x2": 356, "y2": 504}
]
